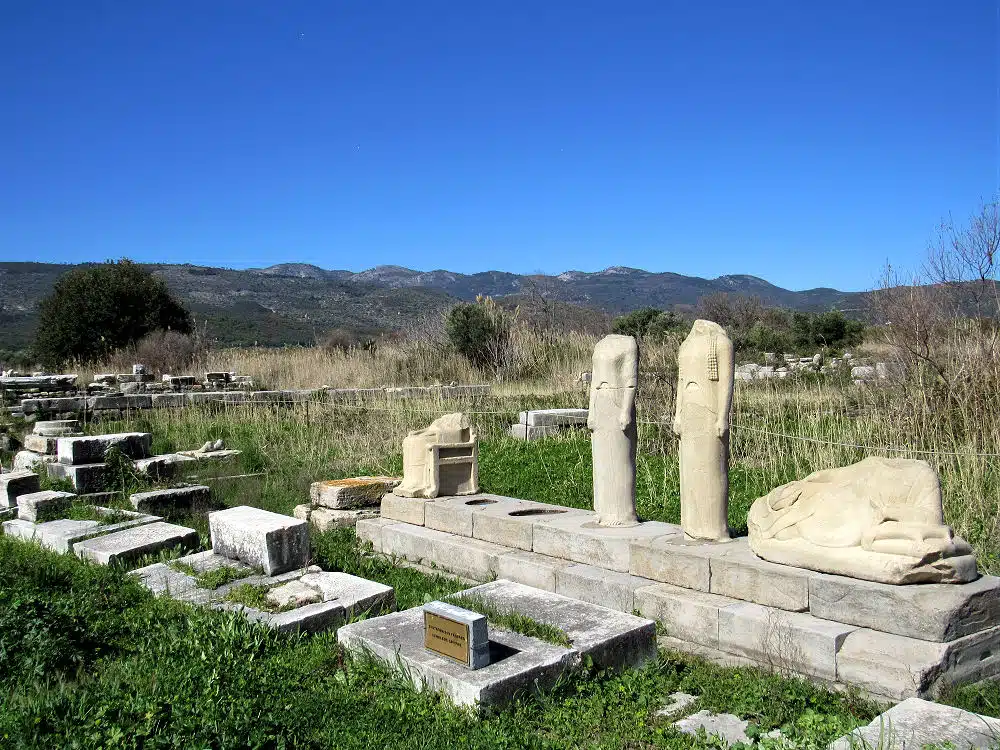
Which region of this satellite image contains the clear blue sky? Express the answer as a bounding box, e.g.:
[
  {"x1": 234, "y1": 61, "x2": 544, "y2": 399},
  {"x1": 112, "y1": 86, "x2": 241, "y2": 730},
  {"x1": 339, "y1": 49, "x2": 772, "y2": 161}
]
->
[{"x1": 2, "y1": 2, "x2": 996, "y2": 291}]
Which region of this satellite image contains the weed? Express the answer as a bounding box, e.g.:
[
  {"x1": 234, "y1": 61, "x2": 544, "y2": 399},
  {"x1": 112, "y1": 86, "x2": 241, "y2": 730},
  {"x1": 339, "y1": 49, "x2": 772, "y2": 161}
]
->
[{"x1": 442, "y1": 592, "x2": 571, "y2": 647}]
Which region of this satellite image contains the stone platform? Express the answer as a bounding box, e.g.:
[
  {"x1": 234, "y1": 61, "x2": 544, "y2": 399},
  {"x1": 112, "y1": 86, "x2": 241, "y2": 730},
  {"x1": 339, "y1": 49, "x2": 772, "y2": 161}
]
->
[
  {"x1": 360, "y1": 493, "x2": 1000, "y2": 701},
  {"x1": 337, "y1": 579, "x2": 655, "y2": 708},
  {"x1": 3, "y1": 507, "x2": 161, "y2": 553}
]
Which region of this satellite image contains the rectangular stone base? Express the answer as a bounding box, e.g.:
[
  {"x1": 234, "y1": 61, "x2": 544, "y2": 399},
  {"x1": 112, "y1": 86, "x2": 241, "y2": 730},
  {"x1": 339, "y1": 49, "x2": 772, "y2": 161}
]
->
[
  {"x1": 73, "y1": 522, "x2": 199, "y2": 565},
  {"x1": 358, "y1": 509, "x2": 1000, "y2": 700},
  {"x1": 3, "y1": 507, "x2": 160, "y2": 553}
]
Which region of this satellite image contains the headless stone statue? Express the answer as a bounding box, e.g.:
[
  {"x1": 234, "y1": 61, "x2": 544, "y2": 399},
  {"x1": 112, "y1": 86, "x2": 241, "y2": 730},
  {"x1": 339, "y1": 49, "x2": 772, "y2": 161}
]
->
[
  {"x1": 673, "y1": 320, "x2": 734, "y2": 541},
  {"x1": 747, "y1": 457, "x2": 977, "y2": 584},
  {"x1": 587, "y1": 335, "x2": 639, "y2": 527}
]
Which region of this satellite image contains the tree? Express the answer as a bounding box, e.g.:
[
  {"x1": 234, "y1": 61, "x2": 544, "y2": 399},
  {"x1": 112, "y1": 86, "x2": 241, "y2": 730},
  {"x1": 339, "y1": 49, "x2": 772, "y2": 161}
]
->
[
  {"x1": 612, "y1": 308, "x2": 685, "y2": 339},
  {"x1": 445, "y1": 296, "x2": 512, "y2": 370},
  {"x1": 34, "y1": 259, "x2": 192, "y2": 368}
]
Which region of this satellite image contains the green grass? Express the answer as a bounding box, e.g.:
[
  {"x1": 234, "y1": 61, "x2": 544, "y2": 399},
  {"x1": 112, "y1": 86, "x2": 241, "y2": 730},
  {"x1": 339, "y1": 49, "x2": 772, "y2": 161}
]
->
[
  {"x1": 223, "y1": 582, "x2": 275, "y2": 611},
  {"x1": 170, "y1": 560, "x2": 252, "y2": 590},
  {"x1": 442, "y1": 592, "x2": 572, "y2": 647},
  {"x1": 63, "y1": 503, "x2": 131, "y2": 526},
  {"x1": 0, "y1": 533, "x2": 880, "y2": 748}
]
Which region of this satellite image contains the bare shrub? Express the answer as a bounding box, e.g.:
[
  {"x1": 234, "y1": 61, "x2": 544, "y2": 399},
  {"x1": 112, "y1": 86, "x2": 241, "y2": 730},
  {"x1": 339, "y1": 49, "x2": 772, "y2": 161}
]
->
[{"x1": 133, "y1": 330, "x2": 206, "y2": 375}]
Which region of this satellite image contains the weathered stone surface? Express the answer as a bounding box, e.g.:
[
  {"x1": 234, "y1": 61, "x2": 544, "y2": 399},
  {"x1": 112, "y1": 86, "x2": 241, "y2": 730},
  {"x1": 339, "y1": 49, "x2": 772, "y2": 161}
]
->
[
  {"x1": 5, "y1": 508, "x2": 159, "y2": 552},
  {"x1": 457, "y1": 580, "x2": 658, "y2": 671},
  {"x1": 635, "y1": 583, "x2": 737, "y2": 649},
  {"x1": 555, "y1": 563, "x2": 655, "y2": 613},
  {"x1": 131, "y1": 561, "x2": 202, "y2": 599},
  {"x1": 17, "y1": 490, "x2": 74, "y2": 522},
  {"x1": 394, "y1": 413, "x2": 479, "y2": 499},
  {"x1": 473, "y1": 500, "x2": 584, "y2": 552},
  {"x1": 629, "y1": 535, "x2": 724, "y2": 591},
  {"x1": 424, "y1": 494, "x2": 507, "y2": 537},
  {"x1": 518, "y1": 409, "x2": 589, "y2": 428},
  {"x1": 216, "y1": 600, "x2": 346, "y2": 634},
  {"x1": 23, "y1": 434, "x2": 59, "y2": 454},
  {"x1": 837, "y1": 625, "x2": 1000, "y2": 700},
  {"x1": 748, "y1": 457, "x2": 977, "y2": 585},
  {"x1": 298, "y1": 571, "x2": 395, "y2": 616},
  {"x1": 656, "y1": 692, "x2": 697, "y2": 717},
  {"x1": 381, "y1": 494, "x2": 431, "y2": 525},
  {"x1": 532, "y1": 515, "x2": 680, "y2": 573},
  {"x1": 13, "y1": 450, "x2": 57, "y2": 471},
  {"x1": 830, "y1": 697, "x2": 1000, "y2": 750},
  {"x1": 338, "y1": 606, "x2": 572, "y2": 707},
  {"x1": 33, "y1": 420, "x2": 80, "y2": 437},
  {"x1": 46, "y1": 462, "x2": 107, "y2": 493},
  {"x1": 57, "y1": 432, "x2": 152, "y2": 465},
  {"x1": 509, "y1": 424, "x2": 560, "y2": 441},
  {"x1": 710, "y1": 542, "x2": 813, "y2": 612},
  {"x1": 130, "y1": 485, "x2": 210, "y2": 515},
  {"x1": 267, "y1": 580, "x2": 321, "y2": 609},
  {"x1": 673, "y1": 711, "x2": 750, "y2": 745},
  {"x1": 809, "y1": 573, "x2": 1000, "y2": 642},
  {"x1": 133, "y1": 453, "x2": 197, "y2": 480},
  {"x1": 74, "y1": 522, "x2": 199, "y2": 565},
  {"x1": 150, "y1": 392, "x2": 188, "y2": 408},
  {"x1": 355, "y1": 517, "x2": 396, "y2": 553},
  {"x1": 497, "y1": 550, "x2": 572, "y2": 592},
  {"x1": 310, "y1": 476, "x2": 401, "y2": 509},
  {"x1": 294, "y1": 505, "x2": 378, "y2": 531},
  {"x1": 0, "y1": 470, "x2": 40, "y2": 507},
  {"x1": 718, "y1": 602, "x2": 856, "y2": 681},
  {"x1": 209, "y1": 506, "x2": 309, "y2": 576},
  {"x1": 656, "y1": 634, "x2": 758, "y2": 670}
]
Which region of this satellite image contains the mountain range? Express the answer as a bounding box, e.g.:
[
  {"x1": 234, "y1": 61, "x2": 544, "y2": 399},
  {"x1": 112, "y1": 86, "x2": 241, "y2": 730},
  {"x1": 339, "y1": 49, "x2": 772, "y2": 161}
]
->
[{"x1": 0, "y1": 261, "x2": 864, "y2": 351}]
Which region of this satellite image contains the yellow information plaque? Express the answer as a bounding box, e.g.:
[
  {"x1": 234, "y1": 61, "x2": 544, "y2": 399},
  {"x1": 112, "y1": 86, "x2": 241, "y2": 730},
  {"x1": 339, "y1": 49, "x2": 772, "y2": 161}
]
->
[{"x1": 424, "y1": 610, "x2": 471, "y2": 665}]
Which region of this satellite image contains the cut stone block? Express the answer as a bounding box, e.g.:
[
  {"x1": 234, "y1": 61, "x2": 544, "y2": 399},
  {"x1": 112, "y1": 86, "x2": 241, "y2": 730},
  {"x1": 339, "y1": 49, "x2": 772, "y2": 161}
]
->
[
  {"x1": 809, "y1": 573, "x2": 1000, "y2": 642},
  {"x1": 555, "y1": 563, "x2": 655, "y2": 613},
  {"x1": 133, "y1": 453, "x2": 197, "y2": 480},
  {"x1": 497, "y1": 550, "x2": 572, "y2": 592},
  {"x1": 717, "y1": 602, "x2": 856, "y2": 681},
  {"x1": 130, "y1": 561, "x2": 202, "y2": 600},
  {"x1": 518, "y1": 409, "x2": 589, "y2": 427},
  {"x1": 630, "y1": 536, "x2": 729, "y2": 592},
  {"x1": 656, "y1": 634, "x2": 758, "y2": 670},
  {"x1": 830, "y1": 697, "x2": 1000, "y2": 750},
  {"x1": 310, "y1": 476, "x2": 401, "y2": 509},
  {"x1": 267, "y1": 580, "x2": 322, "y2": 609},
  {"x1": 73, "y1": 521, "x2": 199, "y2": 565},
  {"x1": 215, "y1": 600, "x2": 346, "y2": 634},
  {"x1": 47, "y1": 462, "x2": 106, "y2": 493},
  {"x1": 298, "y1": 571, "x2": 395, "y2": 616},
  {"x1": 0, "y1": 470, "x2": 40, "y2": 507},
  {"x1": 33, "y1": 419, "x2": 81, "y2": 437},
  {"x1": 837, "y1": 625, "x2": 1000, "y2": 700},
  {"x1": 635, "y1": 583, "x2": 738, "y2": 649},
  {"x1": 509, "y1": 424, "x2": 560, "y2": 441},
  {"x1": 13, "y1": 450, "x2": 58, "y2": 472},
  {"x1": 4, "y1": 508, "x2": 160, "y2": 552},
  {"x1": 23, "y1": 434, "x2": 59, "y2": 454},
  {"x1": 57, "y1": 432, "x2": 152, "y2": 465},
  {"x1": 17, "y1": 490, "x2": 74, "y2": 522},
  {"x1": 130, "y1": 485, "x2": 210, "y2": 515},
  {"x1": 424, "y1": 600, "x2": 490, "y2": 669},
  {"x1": 355, "y1": 517, "x2": 397, "y2": 553},
  {"x1": 454, "y1": 580, "x2": 658, "y2": 671},
  {"x1": 380, "y1": 494, "x2": 431, "y2": 525},
  {"x1": 710, "y1": 541, "x2": 813, "y2": 612},
  {"x1": 532, "y1": 515, "x2": 681, "y2": 573},
  {"x1": 294, "y1": 505, "x2": 378, "y2": 531},
  {"x1": 473, "y1": 499, "x2": 585, "y2": 552},
  {"x1": 424, "y1": 493, "x2": 521, "y2": 538},
  {"x1": 381, "y1": 522, "x2": 507, "y2": 581},
  {"x1": 209, "y1": 506, "x2": 310, "y2": 575},
  {"x1": 338, "y1": 606, "x2": 572, "y2": 708},
  {"x1": 150, "y1": 392, "x2": 188, "y2": 408}
]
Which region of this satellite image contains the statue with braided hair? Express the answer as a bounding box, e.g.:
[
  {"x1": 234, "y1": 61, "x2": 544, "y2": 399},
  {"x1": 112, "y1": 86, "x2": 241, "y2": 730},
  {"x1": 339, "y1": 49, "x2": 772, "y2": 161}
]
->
[{"x1": 673, "y1": 320, "x2": 734, "y2": 541}]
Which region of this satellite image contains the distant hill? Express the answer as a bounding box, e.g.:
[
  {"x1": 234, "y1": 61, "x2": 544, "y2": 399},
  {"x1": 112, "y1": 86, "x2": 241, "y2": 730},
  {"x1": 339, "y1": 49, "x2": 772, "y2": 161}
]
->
[{"x1": 0, "y1": 261, "x2": 864, "y2": 352}]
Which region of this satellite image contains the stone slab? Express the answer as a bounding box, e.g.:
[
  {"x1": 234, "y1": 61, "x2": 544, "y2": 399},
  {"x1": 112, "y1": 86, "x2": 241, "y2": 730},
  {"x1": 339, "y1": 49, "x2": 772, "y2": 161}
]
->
[
  {"x1": 830, "y1": 697, "x2": 1000, "y2": 750},
  {"x1": 4, "y1": 508, "x2": 160, "y2": 553},
  {"x1": 32, "y1": 419, "x2": 80, "y2": 436},
  {"x1": 23, "y1": 434, "x2": 59, "y2": 454},
  {"x1": 47, "y1": 462, "x2": 107, "y2": 493},
  {"x1": 718, "y1": 602, "x2": 856, "y2": 681},
  {"x1": 57, "y1": 432, "x2": 152, "y2": 465},
  {"x1": 837, "y1": 625, "x2": 1000, "y2": 700},
  {"x1": 298, "y1": 571, "x2": 395, "y2": 617},
  {"x1": 130, "y1": 485, "x2": 211, "y2": 515},
  {"x1": 209, "y1": 506, "x2": 310, "y2": 576},
  {"x1": 710, "y1": 541, "x2": 813, "y2": 612},
  {"x1": 454, "y1": 580, "x2": 657, "y2": 671},
  {"x1": 293, "y1": 505, "x2": 379, "y2": 531},
  {"x1": 12, "y1": 450, "x2": 58, "y2": 472},
  {"x1": 380, "y1": 494, "x2": 431, "y2": 525},
  {"x1": 473, "y1": 499, "x2": 587, "y2": 552},
  {"x1": 532, "y1": 515, "x2": 682, "y2": 573},
  {"x1": 809, "y1": 573, "x2": 1000, "y2": 642},
  {"x1": 310, "y1": 476, "x2": 401, "y2": 509},
  {"x1": 555, "y1": 563, "x2": 656, "y2": 613},
  {"x1": 635, "y1": 583, "x2": 738, "y2": 649},
  {"x1": 17, "y1": 490, "x2": 75, "y2": 522},
  {"x1": 509, "y1": 424, "x2": 560, "y2": 441},
  {"x1": 0, "y1": 470, "x2": 40, "y2": 507},
  {"x1": 337, "y1": 606, "x2": 574, "y2": 708},
  {"x1": 382, "y1": 522, "x2": 508, "y2": 581},
  {"x1": 73, "y1": 521, "x2": 199, "y2": 565},
  {"x1": 355, "y1": 517, "x2": 397, "y2": 553},
  {"x1": 267, "y1": 580, "x2": 321, "y2": 609},
  {"x1": 215, "y1": 600, "x2": 346, "y2": 634},
  {"x1": 133, "y1": 454, "x2": 197, "y2": 480},
  {"x1": 673, "y1": 711, "x2": 750, "y2": 745},
  {"x1": 497, "y1": 550, "x2": 572, "y2": 592},
  {"x1": 630, "y1": 536, "x2": 730, "y2": 592},
  {"x1": 518, "y1": 409, "x2": 589, "y2": 427}
]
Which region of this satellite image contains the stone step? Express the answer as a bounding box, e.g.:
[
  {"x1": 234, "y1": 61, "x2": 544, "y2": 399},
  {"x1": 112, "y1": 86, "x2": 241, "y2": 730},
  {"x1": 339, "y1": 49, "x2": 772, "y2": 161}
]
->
[
  {"x1": 0, "y1": 470, "x2": 40, "y2": 508},
  {"x1": 130, "y1": 485, "x2": 210, "y2": 515},
  {"x1": 57, "y1": 432, "x2": 152, "y2": 465},
  {"x1": 17, "y1": 490, "x2": 74, "y2": 522},
  {"x1": 73, "y1": 522, "x2": 198, "y2": 565}
]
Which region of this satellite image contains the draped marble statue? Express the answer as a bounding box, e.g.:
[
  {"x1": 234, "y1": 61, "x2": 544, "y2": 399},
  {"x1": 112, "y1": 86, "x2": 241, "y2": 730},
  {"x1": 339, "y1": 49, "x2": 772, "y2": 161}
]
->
[
  {"x1": 673, "y1": 320, "x2": 734, "y2": 541},
  {"x1": 587, "y1": 334, "x2": 639, "y2": 527},
  {"x1": 747, "y1": 457, "x2": 977, "y2": 584}
]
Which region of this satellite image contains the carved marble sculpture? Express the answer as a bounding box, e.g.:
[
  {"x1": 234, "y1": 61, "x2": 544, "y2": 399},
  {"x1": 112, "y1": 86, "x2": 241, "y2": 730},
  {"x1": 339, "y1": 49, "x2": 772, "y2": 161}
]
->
[
  {"x1": 673, "y1": 320, "x2": 734, "y2": 541},
  {"x1": 747, "y1": 457, "x2": 977, "y2": 584},
  {"x1": 587, "y1": 334, "x2": 639, "y2": 527},
  {"x1": 393, "y1": 413, "x2": 479, "y2": 499}
]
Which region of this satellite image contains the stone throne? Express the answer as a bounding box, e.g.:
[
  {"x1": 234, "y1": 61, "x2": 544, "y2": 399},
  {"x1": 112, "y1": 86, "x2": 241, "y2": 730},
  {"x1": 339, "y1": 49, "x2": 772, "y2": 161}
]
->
[{"x1": 392, "y1": 413, "x2": 479, "y2": 499}]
